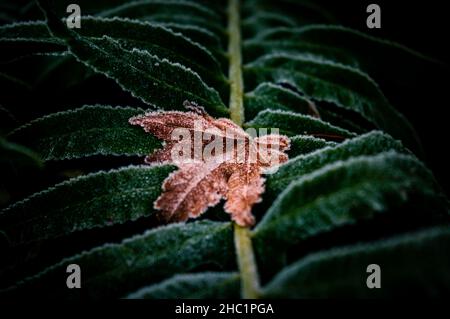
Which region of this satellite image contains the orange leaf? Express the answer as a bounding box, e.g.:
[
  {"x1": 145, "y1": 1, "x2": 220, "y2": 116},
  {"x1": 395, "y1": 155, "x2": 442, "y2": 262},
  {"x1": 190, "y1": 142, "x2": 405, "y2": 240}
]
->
[{"x1": 129, "y1": 101, "x2": 290, "y2": 227}]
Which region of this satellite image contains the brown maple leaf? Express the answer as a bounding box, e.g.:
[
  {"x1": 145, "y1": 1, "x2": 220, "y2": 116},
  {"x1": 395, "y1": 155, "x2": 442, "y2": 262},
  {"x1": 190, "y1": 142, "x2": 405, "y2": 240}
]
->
[{"x1": 129, "y1": 101, "x2": 290, "y2": 227}]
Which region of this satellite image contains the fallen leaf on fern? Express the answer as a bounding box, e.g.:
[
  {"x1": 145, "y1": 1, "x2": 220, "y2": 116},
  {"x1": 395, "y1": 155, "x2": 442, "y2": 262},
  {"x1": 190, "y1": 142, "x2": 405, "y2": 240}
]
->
[{"x1": 129, "y1": 101, "x2": 290, "y2": 226}]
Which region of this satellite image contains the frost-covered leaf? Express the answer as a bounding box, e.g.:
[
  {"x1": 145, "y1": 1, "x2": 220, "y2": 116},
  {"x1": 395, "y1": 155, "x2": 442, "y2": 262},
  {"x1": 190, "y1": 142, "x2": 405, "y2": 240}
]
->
[
  {"x1": 252, "y1": 25, "x2": 445, "y2": 90},
  {"x1": 244, "y1": 82, "x2": 320, "y2": 120},
  {"x1": 244, "y1": 53, "x2": 419, "y2": 150},
  {"x1": 242, "y1": 0, "x2": 337, "y2": 31},
  {"x1": 130, "y1": 102, "x2": 290, "y2": 226},
  {"x1": 266, "y1": 131, "x2": 408, "y2": 197},
  {"x1": 4, "y1": 221, "x2": 234, "y2": 299},
  {"x1": 289, "y1": 135, "x2": 336, "y2": 157},
  {"x1": 246, "y1": 109, "x2": 355, "y2": 140},
  {"x1": 0, "y1": 19, "x2": 223, "y2": 53},
  {"x1": 160, "y1": 23, "x2": 223, "y2": 50},
  {"x1": 244, "y1": 40, "x2": 359, "y2": 67},
  {"x1": 263, "y1": 226, "x2": 450, "y2": 298},
  {"x1": 0, "y1": 165, "x2": 175, "y2": 246},
  {"x1": 254, "y1": 152, "x2": 447, "y2": 253},
  {"x1": 8, "y1": 105, "x2": 160, "y2": 161},
  {"x1": 36, "y1": 2, "x2": 228, "y2": 116},
  {"x1": 50, "y1": 0, "x2": 225, "y2": 16},
  {"x1": 242, "y1": 12, "x2": 297, "y2": 39},
  {"x1": 98, "y1": 0, "x2": 222, "y2": 22},
  {"x1": 98, "y1": 0, "x2": 226, "y2": 38},
  {"x1": 126, "y1": 272, "x2": 240, "y2": 299},
  {"x1": 0, "y1": 18, "x2": 227, "y2": 91}
]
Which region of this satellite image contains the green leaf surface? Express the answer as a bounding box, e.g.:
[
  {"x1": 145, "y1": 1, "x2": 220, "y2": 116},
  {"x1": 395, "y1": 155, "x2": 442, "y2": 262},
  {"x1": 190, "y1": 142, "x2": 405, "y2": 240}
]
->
[
  {"x1": 126, "y1": 272, "x2": 240, "y2": 299},
  {"x1": 4, "y1": 221, "x2": 234, "y2": 299},
  {"x1": 242, "y1": 0, "x2": 337, "y2": 28},
  {"x1": 0, "y1": 18, "x2": 228, "y2": 90},
  {"x1": 242, "y1": 12, "x2": 296, "y2": 39},
  {"x1": 263, "y1": 226, "x2": 450, "y2": 298},
  {"x1": 244, "y1": 53, "x2": 419, "y2": 151},
  {"x1": 51, "y1": 0, "x2": 225, "y2": 15},
  {"x1": 49, "y1": 0, "x2": 225, "y2": 17},
  {"x1": 154, "y1": 23, "x2": 223, "y2": 50},
  {"x1": 246, "y1": 109, "x2": 355, "y2": 139},
  {"x1": 289, "y1": 135, "x2": 336, "y2": 157},
  {"x1": 37, "y1": 3, "x2": 228, "y2": 116},
  {"x1": 255, "y1": 152, "x2": 447, "y2": 251},
  {"x1": 75, "y1": 36, "x2": 226, "y2": 115},
  {"x1": 99, "y1": 0, "x2": 222, "y2": 22},
  {"x1": 252, "y1": 25, "x2": 445, "y2": 89},
  {"x1": 0, "y1": 165, "x2": 175, "y2": 246},
  {"x1": 8, "y1": 105, "x2": 160, "y2": 161},
  {"x1": 244, "y1": 40, "x2": 359, "y2": 67},
  {"x1": 98, "y1": 0, "x2": 225, "y2": 38},
  {"x1": 0, "y1": 19, "x2": 223, "y2": 51},
  {"x1": 244, "y1": 82, "x2": 319, "y2": 120},
  {"x1": 266, "y1": 131, "x2": 408, "y2": 197}
]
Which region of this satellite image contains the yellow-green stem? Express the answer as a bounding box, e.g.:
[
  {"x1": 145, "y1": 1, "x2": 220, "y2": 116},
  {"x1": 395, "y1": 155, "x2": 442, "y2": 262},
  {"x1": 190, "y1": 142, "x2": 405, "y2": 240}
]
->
[
  {"x1": 234, "y1": 224, "x2": 261, "y2": 298},
  {"x1": 228, "y1": 0, "x2": 245, "y2": 126},
  {"x1": 227, "y1": 0, "x2": 261, "y2": 299}
]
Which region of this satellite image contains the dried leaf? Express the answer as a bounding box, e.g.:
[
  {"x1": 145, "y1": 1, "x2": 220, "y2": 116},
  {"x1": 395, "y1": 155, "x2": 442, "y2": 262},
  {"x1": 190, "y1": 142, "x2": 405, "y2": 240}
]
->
[{"x1": 130, "y1": 101, "x2": 290, "y2": 226}]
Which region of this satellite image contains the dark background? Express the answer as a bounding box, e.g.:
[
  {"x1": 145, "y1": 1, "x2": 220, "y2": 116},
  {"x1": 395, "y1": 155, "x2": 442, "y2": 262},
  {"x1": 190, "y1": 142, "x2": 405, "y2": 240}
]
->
[{"x1": 325, "y1": 0, "x2": 449, "y2": 62}]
